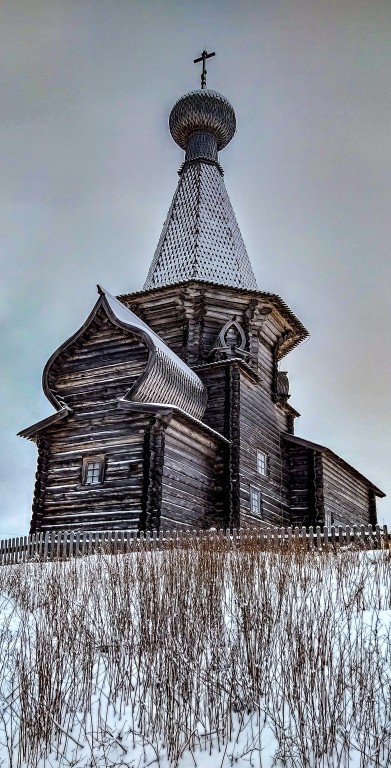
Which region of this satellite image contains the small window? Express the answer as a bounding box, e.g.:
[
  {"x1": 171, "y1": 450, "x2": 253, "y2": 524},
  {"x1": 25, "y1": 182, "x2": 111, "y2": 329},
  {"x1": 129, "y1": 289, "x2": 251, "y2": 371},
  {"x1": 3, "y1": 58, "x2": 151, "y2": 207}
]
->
[
  {"x1": 86, "y1": 462, "x2": 101, "y2": 484},
  {"x1": 324, "y1": 510, "x2": 332, "y2": 530},
  {"x1": 82, "y1": 455, "x2": 105, "y2": 486},
  {"x1": 257, "y1": 449, "x2": 267, "y2": 477},
  {"x1": 250, "y1": 487, "x2": 261, "y2": 517}
]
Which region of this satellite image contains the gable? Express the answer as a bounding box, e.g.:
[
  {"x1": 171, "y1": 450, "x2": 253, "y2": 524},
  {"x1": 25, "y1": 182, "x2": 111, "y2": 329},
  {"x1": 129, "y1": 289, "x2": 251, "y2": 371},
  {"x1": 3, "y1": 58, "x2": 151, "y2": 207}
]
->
[
  {"x1": 39, "y1": 287, "x2": 207, "y2": 423},
  {"x1": 45, "y1": 307, "x2": 149, "y2": 412}
]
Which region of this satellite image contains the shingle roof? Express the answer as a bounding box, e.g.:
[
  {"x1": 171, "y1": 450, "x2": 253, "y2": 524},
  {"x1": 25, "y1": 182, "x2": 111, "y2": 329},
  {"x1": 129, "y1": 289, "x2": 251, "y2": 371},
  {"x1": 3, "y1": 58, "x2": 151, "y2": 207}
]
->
[
  {"x1": 284, "y1": 433, "x2": 385, "y2": 497},
  {"x1": 144, "y1": 88, "x2": 257, "y2": 293},
  {"x1": 144, "y1": 161, "x2": 258, "y2": 292},
  {"x1": 101, "y1": 288, "x2": 207, "y2": 419},
  {"x1": 19, "y1": 288, "x2": 208, "y2": 439}
]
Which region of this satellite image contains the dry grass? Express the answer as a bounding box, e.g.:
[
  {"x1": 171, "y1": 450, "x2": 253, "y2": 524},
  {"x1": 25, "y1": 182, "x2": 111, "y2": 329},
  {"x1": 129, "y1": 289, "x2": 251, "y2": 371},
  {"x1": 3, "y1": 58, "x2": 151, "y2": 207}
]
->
[{"x1": 0, "y1": 536, "x2": 390, "y2": 767}]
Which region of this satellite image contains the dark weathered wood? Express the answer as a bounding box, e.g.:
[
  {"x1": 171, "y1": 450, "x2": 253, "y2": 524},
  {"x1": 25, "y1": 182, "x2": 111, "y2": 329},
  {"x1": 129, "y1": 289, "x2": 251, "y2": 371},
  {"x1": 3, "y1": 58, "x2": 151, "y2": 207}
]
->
[
  {"x1": 196, "y1": 364, "x2": 227, "y2": 435},
  {"x1": 143, "y1": 416, "x2": 167, "y2": 531},
  {"x1": 25, "y1": 277, "x2": 382, "y2": 534},
  {"x1": 30, "y1": 436, "x2": 50, "y2": 533},
  {"x1": 314, "y1": 452, "x2": 325, "y2": 526},
  {"x1": 160, "y1": 417, "x2": 224, "y2": 530},
  {"x1": 1, "y1": 525, "x2": 390, "y2": 565},
  {"x1": 229, "y1": 365, "x2": 241, "y2": 529},
  {"x1": 288, "y1": 444, "x2": 312, "y2": 527},
  {"x1": 369, "y1": 488, "x2": 377, "y2": 528},
  {"x1": 123, "y1": 282, "x2": 303, "y2": 368},
  {"x1": 238, "y1": 364, "x2": 291, "y2": 528},
  {"x1": 322, "y1": 452, "x2": 372, "y2": 526},
  {"x1": 29, "y1": 310, "x2": 152, "y2": 533}
]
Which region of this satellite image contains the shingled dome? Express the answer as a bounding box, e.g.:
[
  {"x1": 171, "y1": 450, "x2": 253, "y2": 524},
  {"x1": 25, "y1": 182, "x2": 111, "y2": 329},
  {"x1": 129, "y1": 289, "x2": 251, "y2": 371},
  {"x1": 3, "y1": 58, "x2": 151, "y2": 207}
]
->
[
  {"x1": 169, "y1": 89, "x2": 236, "y2": 150},
  {"x1": 144, "y1": 86, "x2": 257, "y2": 292}
]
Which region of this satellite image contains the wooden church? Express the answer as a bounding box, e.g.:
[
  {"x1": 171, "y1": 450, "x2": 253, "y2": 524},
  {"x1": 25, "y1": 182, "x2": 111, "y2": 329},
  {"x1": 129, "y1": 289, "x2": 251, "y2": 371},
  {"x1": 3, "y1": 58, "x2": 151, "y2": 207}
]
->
[{"x1": 19, "y1": 59, "x2": 385, "y2": 533}]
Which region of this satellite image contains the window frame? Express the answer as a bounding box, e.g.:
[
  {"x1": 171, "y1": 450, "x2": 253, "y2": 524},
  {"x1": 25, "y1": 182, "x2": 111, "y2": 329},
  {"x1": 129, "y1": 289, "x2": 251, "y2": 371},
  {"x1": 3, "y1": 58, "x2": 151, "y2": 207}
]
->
[
  {"x1": 256, "y1": 449, "x2": 268, "y2": 477},
  {"x1": 250, "y1": 485, "x2": 262, "y2": 517},
  {"x1": 82, "y1": 455, "x2": 106, "y2": 486}
]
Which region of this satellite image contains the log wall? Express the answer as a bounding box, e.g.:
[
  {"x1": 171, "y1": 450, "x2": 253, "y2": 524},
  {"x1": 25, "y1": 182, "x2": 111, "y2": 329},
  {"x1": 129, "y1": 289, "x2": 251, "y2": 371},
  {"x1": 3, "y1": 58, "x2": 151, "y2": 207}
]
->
[
  {"x1": 196, "y1": 357, "x2": 294, "y2": 530},
  {"x1": 125, "y1": 282, "x2": 288, "y2": 370},
  {"x1": 288, "y1": 443, "x2": 312, "y2": 527},
  {"x1": 322, "y1": 453, "x2": 372, "y2": 526},
  {"x1": 239, "y1": 369, "x2": 291, "y2": 528},
  {"x1": 288, "y1": 444, "x2": 325, "y2": 528},
  {"x1": 48, "y1": 309, "x2": 149, "y2": 412},
  {"x1": 28, "y1": 282, "x2": 379, "y2": 535},
  {"x1": 127, "y1": 281, "x2": 298, "y2": 529},
  {"x1": 127, "y1": 289, "x2": 188, "y2": 361},
  {"x1": 160, "y1": 418, "x2": 225, "y2": 530},
  {"x1": 38, "y1": 410, "x2": 149, "y2": 531},
  {"x1": 196, "y1": 364, "x2": 227, "y2": 435},
  {"x1": 31, "y1": 312, "x2": 152, "y2": 532}
]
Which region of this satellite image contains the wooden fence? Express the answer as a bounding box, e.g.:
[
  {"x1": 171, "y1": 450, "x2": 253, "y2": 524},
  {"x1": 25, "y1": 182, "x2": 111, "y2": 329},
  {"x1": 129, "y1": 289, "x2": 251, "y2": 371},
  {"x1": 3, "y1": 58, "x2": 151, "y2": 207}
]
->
[{"x1": 0, "y1": 524, "x2": 390, "y2": 565}]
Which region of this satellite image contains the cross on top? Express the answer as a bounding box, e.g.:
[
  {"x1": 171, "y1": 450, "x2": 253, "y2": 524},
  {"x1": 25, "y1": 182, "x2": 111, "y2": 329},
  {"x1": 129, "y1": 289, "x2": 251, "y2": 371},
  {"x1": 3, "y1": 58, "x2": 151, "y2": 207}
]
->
[{"x1": 194, "y1": 49, "x2": 216, "y2": 89}]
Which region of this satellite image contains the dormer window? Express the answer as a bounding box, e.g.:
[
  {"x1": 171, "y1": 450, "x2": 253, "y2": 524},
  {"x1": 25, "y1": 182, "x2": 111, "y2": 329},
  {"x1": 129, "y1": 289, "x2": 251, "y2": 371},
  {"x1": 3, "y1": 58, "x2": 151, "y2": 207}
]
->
[
  {"x1": 82, "y1": 455, "x2": 105, "y2": 485},
  {"x1": 257, "y1": 449, "x2": 267, "y2": 477}
]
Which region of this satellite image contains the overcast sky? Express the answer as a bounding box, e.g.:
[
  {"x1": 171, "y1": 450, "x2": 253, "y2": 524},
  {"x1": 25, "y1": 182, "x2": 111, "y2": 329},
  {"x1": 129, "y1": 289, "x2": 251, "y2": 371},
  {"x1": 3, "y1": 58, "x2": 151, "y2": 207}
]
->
[{"x1": 1, "y1": 0, "x2": 391, "y2": 536}]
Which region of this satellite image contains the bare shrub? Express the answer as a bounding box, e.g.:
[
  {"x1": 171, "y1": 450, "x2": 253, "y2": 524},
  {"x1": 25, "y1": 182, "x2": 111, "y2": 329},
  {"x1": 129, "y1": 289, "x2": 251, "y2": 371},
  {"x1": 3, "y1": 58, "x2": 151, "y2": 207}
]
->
[{"x1": 0, "y1": 535, "x2": 389, "y2": 766}]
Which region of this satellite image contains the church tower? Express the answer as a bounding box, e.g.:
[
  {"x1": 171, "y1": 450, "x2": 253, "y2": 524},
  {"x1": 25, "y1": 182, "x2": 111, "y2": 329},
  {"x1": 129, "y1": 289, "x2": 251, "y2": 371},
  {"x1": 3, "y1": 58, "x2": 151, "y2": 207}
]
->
[{"x1": 19, "y1": 56, "x2": 384, "y2": 532}]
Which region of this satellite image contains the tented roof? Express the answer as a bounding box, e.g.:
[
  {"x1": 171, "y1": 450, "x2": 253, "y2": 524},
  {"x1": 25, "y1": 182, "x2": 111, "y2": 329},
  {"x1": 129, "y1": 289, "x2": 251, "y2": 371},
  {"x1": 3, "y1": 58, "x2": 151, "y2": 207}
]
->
[{"x1": 144, "y1": 161, "x2": 257, "y2": 291}]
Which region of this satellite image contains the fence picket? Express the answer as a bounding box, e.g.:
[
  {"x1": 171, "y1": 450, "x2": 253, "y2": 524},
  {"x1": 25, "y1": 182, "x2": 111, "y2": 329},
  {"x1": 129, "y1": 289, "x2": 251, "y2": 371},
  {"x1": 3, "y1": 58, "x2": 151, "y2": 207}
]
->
[
  {"x1": 43, "y1": 531, "x2": 49, "y2": 561},
  {"x1": 90, "y1": 531, "x2": 96, "y2": 555},
  {"x1": 69, "y1": 531, "x2": 75, "y2": 559},
  {"x1": 28, "y1": 534, "x2": 34, "y2": 562},
  {"x1": 6, "y1": 538, "x2": 11, "y2": 565},
  {"x1": 1, "y1": 523, "x2": 388, "y2": 563}
]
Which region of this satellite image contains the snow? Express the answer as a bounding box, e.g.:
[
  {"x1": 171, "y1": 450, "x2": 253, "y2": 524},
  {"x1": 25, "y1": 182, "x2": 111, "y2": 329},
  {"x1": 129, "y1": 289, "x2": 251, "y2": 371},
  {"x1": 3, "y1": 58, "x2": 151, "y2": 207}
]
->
[
  {"x1": 0, "y1": 546, "x2": 390, "y2": 767},
  {"x1": 102, "y1": 287, "x2": 203, "y2": 385}
]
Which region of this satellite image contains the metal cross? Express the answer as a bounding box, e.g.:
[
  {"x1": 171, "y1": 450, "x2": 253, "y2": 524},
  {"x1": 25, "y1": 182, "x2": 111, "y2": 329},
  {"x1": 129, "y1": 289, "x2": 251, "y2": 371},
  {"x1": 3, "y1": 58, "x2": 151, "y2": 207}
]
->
[{"x1": 194, "y1": 49, "x2": 216, "y2": 89}]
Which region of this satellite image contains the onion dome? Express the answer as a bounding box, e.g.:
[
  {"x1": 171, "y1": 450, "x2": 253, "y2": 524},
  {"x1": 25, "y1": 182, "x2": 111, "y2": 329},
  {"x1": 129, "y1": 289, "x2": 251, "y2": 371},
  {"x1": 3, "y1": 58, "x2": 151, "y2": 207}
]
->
[
  {"x1": 143, "y1": 85, "x2": 257, "y2": 292},
  {"x1": 169, "y1": 89, "x2": 236, "y2": 163}
]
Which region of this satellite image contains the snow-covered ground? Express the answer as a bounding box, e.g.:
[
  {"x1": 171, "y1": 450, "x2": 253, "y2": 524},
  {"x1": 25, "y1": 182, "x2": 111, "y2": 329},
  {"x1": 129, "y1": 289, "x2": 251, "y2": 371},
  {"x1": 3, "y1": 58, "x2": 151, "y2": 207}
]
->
[{"x1": 0, "y1": 543, "x2": 390, "y2": 767}]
